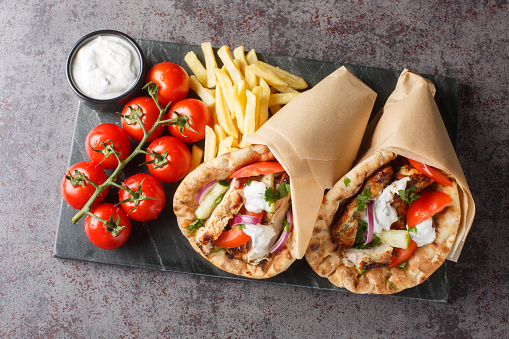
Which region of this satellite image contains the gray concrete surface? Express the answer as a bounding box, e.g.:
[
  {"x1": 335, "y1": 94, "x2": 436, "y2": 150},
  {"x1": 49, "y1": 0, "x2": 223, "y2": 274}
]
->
[{"x1": 0, "y1": 0, "x2": 507, "y2": 337}]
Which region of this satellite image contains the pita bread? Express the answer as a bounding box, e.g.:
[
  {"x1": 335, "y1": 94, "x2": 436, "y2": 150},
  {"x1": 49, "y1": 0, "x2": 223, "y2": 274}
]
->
[
  {"x1": 173, "y1": 144, "x2": 296, "y2": 279},
  {"x1": 305, "y1": 150, "x2": 461, "y2": 294}
]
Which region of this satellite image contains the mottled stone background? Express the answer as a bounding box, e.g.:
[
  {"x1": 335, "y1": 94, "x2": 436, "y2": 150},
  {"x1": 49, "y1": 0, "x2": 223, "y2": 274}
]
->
[{"x1": 0, "y1": 0, "x2": 507, "y2": 337}]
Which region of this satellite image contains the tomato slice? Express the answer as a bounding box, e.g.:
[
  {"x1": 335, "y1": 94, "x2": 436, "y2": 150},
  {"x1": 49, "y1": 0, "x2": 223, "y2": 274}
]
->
[
  {"x1": 214, "y1": 226, "x2": 251, "y2": 249},
  {"x1": 406, "y1": 191, "x2": 453, "y2": 227},
  {"x1": 230, "y1": 162, "x2": 285, "y2": 178},
  {"x1": 389, "y1": 239, "x2": 418, "y2": 267},
  {"x1": 407, "y1": 158, "x2": 452, "y2": 186},
  {"x1": 238, "y1": 206, "x2": 264, "y2": 219}
]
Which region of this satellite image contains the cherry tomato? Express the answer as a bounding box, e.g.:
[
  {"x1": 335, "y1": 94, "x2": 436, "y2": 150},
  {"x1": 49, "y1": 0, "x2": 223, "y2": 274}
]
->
[
  {"x1": 145, "y1": 136, "x2": 192, "y2": 183},
  {"x1": 85, "y1": 123, "x2": 131, "y2": 169},
  {"x1": 407, "y1": 158, "x2": 452, "y2": 186},
  {"x1": 389, "y1": 239, "x2": 418, "y2": 267},
  {"x1": 147, "y1": 62, "x2": 190, "y2": 107},
  {"x1": 121, "y1": 96, "x2": 165, "y2": 142},
  {"x1": 230, "y1": 162, "x2": 285, "y2": 178},
  {"x1": 407, "y1": 191, "x2": 453, "y2": 227},
  {"x1": 118, "y1": 173, "x2": 166, "y2": 222},
  {"x1": 85, "y1": 203, "x2": 131, "y2": 250},
  {"x1": 214, "y1": 225, "x2": 251, "y2": 249},
  {"x1": 61, "y1": 161, "x2": 109, "y2": 209},
  {"x1": 167, "y1": 98, "x2": 213, "y2": 143}
]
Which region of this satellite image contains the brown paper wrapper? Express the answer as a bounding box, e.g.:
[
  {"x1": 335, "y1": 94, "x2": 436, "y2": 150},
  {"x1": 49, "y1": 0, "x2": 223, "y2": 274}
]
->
[
  {"x1": 357, "y1": 69, "x2": 475, "y2": 262},
  {"x1": 245, "y1": 66, "x2": 377, "y2": 258}
]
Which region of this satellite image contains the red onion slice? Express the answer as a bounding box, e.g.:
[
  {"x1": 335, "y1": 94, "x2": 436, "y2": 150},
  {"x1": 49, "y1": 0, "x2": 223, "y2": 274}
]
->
[
  {"x1": 364, "y1": 201, "x2": 374, "y2": 245},
  {"x1": 269, "y1": 231, "x2": 290, "y2": 254},
  {"x1": 269, "y1": 210, "x2": 293, "y2": 254},
  {"x1": 196, "y1": 180, "x2": 217, "y2": 204},
  {"x1": 232, "y1": 214, "x2": 261, "y2": 226}
]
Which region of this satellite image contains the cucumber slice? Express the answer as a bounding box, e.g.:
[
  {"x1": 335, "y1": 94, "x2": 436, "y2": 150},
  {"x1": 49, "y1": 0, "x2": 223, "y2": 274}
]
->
[
  {"x1": 260, "y1": 173, "x2": 274, "y2": 188},
  {"x1": 195, "y1": 181, "x2": 230, "y2": 220},
  {"x1": 260, "y1": 174, "x2": 276, "y2": 214},
  {"x1": 377, "y1": 230, "x2": 410, "y2": 249}
]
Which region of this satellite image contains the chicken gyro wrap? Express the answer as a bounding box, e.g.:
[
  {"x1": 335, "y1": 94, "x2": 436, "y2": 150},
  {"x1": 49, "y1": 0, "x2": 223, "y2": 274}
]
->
[{"x1": 173, "y1": 145, "x2": 296, "y2": 279}]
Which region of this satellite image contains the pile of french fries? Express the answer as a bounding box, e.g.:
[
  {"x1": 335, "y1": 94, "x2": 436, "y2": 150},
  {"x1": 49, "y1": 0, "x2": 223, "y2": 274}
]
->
[{"x1": 184, "y1": 42, "x2": 308, "y2": 171}]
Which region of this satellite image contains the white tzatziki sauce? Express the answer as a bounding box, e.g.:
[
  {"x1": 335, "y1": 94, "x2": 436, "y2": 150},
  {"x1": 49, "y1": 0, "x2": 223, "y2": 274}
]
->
[
  {"x1": 243, "y1": 181, "x2": 268, "y2": 213},
  {"x1": 407, "y1": 217, "x2": 436, "y2": 247},
  {"x1": 72, "y1": 36, "x2": 139, "y2": 99},
  {"x1": 361, "y1": 177, "x2": 410, "y2": 233},
  {"x1": 243, "y1": 223, "x2": 277, "y2": 261}
]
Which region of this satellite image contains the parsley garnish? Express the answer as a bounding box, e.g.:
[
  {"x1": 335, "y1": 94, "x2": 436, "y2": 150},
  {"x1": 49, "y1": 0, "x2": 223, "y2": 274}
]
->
[
  {"x1": 399, "y1": 262, "x2": 406, "y2": 270},
  {"x1": 352, "y1": 219, "x2": 380, "y2": 249},
  {"x1": 408, "y1": 227, "x2": 417, "y2": 235},
  {"x1": 283, "y1": 220, "x2": 290, "y2": 232},
  {"x1": 344, "y1": 177, "x2": 351, "y2": 187},
  {"x1": 398, "y1": 185, "x2": 420, "y2": 205},
  {"x1": 386, "y1": 280, "x2": 399, "y2": 289},
  {"x1": 236, "y1": 224, "x2": 246, "y2": 230},
  {"x1": 358, "y1": 269, "x2": 366, "y2": 275},
  {"x1": 264, "y1": 183, "x2": 291, "y2": 206},
  {"x1": 355, "y1": 189, "x2": 371, "y2": 212},
  {"x1": 247, "y1": 179, "x2": 253, "y2": 186},
  {"x1": 188, "y1": 219, "x2": 203, "y2": 231}
]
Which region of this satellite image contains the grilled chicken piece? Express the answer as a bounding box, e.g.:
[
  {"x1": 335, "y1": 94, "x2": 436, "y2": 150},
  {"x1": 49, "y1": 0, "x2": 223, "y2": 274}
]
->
[
  {"x1": 331, "y1": 166, "x2": 394, "y2": 246},
  {"x1": 195, "y1": 179, "x2": 245, "y2": 255},
  {"x1": 343, "y1": 244, "x2": 394, "y2": 270},
  {"x1": 394, "y1": 164, "x2": 434, "y2": 192},
  {"x1": 226, "y1": 243, "x2": 247, "y2": 260},
  {"x1": 390, "y1": 164, "x2": 435, "y2": 229}
]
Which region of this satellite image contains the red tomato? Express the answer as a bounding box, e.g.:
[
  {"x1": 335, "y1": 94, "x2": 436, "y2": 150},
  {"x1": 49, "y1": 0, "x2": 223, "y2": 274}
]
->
[
  {"x1": 85, "y1": 203, "x2": 131, "y2": 250},
  {"x1": 407, "y1": 191, "x2": 453, "y2": 227},
  {"x1": 407, "y1": 158, "x2": 452, "y2": 187},
  {"x1": 145, "y1": 136, "x2": 192, "y2": 183},
  {"x1": 389, "y1": 239, "x2": 418, "y2": 267},
  {"x1": 214, "y1": 225, "x2": 251, "y2": 249},
  {"x1": 85, "y1": 123, "x2": 131, "y2": 169},
  {"x1": 147, "y1": 62, "x2": 190, "y2": 107},
  {"x1": 61, "y1": 161, "x2": 109, "y2": 209},
  {"x1": 121, "y1": 96, "x2": 165, "y2": 142},
  {"x1": 239, "y1": 206, "x2": 264, "y2": 220},
  {"x1": 167, "y1": 98, "x2": 214, "y2": 143},
  {"x1": 230, "y1": 162, "x2": 285, "y2": 178},
  {"x1": 118, "y1": 173, "x2": 166, "y2": 222}
]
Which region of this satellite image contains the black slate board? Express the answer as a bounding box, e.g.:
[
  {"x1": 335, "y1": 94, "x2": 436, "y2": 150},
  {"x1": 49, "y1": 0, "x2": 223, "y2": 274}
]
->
[{"x1": 54, "y1": 38, "x2": 460, "y2": 302}]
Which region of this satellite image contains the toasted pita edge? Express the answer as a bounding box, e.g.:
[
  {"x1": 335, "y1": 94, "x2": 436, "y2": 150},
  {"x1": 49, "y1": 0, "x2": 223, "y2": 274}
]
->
[
  {"x1": 305, "y1": 150, "x2": 461, "y2": 294},
  {"x1": 173, "y1": 144, "x2": 296, "y2": 279}
]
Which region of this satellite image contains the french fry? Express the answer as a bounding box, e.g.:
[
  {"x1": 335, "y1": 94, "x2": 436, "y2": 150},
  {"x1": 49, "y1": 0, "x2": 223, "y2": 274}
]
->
[
  {"x1": 215, "y1": 82, "x2": 238, "y2": 138},
  {"x1": 233, "y1": 46, "x2": 248, "y2": 75},
  {"x1": 204, "y1": 125, "x2": 217, "y2": 161},
  {"x1": 201, "y1": 42, "x2": 217, "y2": 88},
  {"x1": 214, "y1": 68, "x2": 236, "y2": 118},
  {"x1": 184, "y1": 51, "x2": 207, "y2": 87},
  {"x1": 243, "y1": 89, "x2": 257, "y2": 139},
  {"x1": 252, "y1": 86, "x2": 263, "y2": 130},
  {"x1": 233, "y1": 59, "x2": 242, "y2": 73},
  {"x1": 269, "y1": 105, "x2": 282, "y2": 114},
  {"x1": 254, "y1": 60, "x2": 308, "y2": 89},
  {"x1": 210, "y1": 106, "x2": 218, "y2": 125},
  {"x1": 189, "y1": 75, "x2": 215, "y2": 108},
  {"x1": 245, "y1": 64, "x2": 287, "y2": 88},
  {"x1": 232, "y1": 81, "x2": 247, "y2": 134},
  {"x1": 271, "y1": 84, "x2": 299, "y2": 94},
  {"x1": 258, "y1": 79, "x2": 270, "y2": 128},
  {"x1": 244, "y1": 68, "x2": 258, "y2": 91},
  {"x1": 269, "y1": 92, "x2": 299, "y2": 106},
  {"x1": 217, "y1": 45, "x2": 244, "y2": 84},
  {"x1": 190, "y1": 145, "x2": 204, "y2": 172},
  {"x1": 214, "y1": 123, "x2": 227, "y2": 146},
  {"x1": 246, "y1": 49, "x2": 258, "y2": 65},
  {"x1": 217, "y1": 136, "x2": 235, "y2": 156}
]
